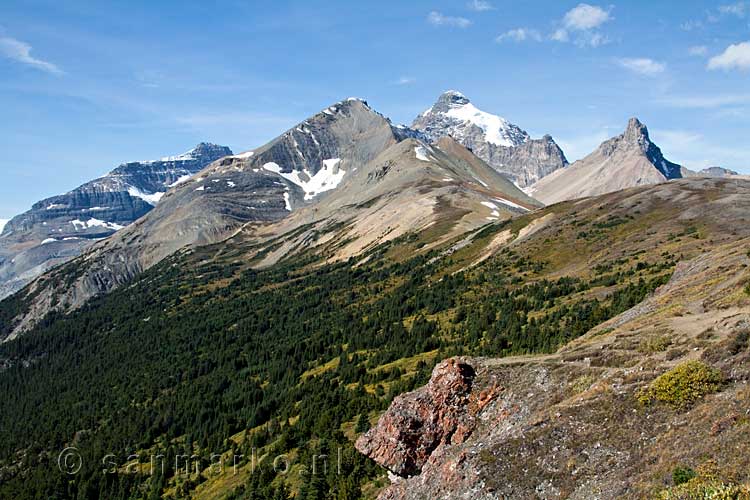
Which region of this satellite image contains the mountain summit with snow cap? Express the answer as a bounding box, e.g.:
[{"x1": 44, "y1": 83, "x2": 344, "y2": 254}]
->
[{"x1": 412, "y1": 91, "x2": 567, "y2": 186}]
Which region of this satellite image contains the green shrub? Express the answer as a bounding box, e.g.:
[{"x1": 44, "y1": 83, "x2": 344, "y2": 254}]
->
[
  {"x1": 673, "y1": 466, "x2": 697, "y2": 486},
  {"x1": 659, "y1": 479, "x2": 750, "y2": 499},
  {"x1": 639, "y1": 335, "x2": 673, "y2": 354},
  {"x1": 638, "y1": 360, "x2": 724, "y2": 408}
]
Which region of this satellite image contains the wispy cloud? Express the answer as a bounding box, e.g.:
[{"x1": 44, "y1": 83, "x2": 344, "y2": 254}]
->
[
  {"x1": 680, "y1": 20, "x2": 703, "y2": 31},
  {"x1": 617, "y1": 58, "x2": 666, "y2": 76},
  {"x1": 688, "y1": 45, "x2": 708, "y2": 56},
  {"x1": 467, "y1": 0, "x2": 494, "y2": 12},
  {"x1": 495, "y1": 28, "x2": 542, "y2": 43},
  {"x1": 0, "y1": 36, "x2": 62, "y2": 75},
  {"x1": 393, "y1": 76, "x2": 416, "y2": 85},
  {"x1": 708, "y1": 41, "x2": 750, "y2": 71},
  {"x1": 551, "y1": 3, "x2": 613, "y2": 47},
  {"x1": 718, "y1": 2, "x2": 747, "y2": 18},
  {"x1": 681, "y1": 3, "x2": 747, "y2": 33},
  {"x1": 427, "y1": 11, "x2": 472, "y2": 28}
]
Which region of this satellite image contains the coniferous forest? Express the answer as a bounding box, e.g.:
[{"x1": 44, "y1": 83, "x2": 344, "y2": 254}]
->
[{"x1": 0, "y1": 223, "x2": 673, "y2": 499}]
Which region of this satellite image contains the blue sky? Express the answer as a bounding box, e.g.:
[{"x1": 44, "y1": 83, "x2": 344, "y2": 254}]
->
[{"x1": 1, "y1": 0, "x2": 749, "y2": 218}]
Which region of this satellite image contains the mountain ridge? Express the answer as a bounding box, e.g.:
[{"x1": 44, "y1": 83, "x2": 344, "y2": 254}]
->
[{"x1": 0, "y1": 142, "x2": 232, "y2": 300}]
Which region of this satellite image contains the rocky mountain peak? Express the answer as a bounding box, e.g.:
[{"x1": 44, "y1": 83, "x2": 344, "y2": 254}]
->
[
  {"x1": 600, "y1": 117, "x2": 660, "y2": 159},
  {"x1": 529, "y1": 117, "x2": 684, "y2": 205},
  {"x1": 190, "y1": 142, "x2": 233, "y2": 158},
  {"x1": 432, "y1": 90, "x2": 471, "y2": 111},
  {"x1": 622, "y1": 117, "x2": 650, "y2": 148},
  {"x1": 412, "y1": 92, "x2": 566, "y2": 187}
]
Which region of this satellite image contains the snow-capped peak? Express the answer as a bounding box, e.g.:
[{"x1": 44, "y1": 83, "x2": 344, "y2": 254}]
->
[
  {"x1": 159, "y1": 147, "x2": 198, "y2": 162},
  {"x1": 419, "y1": 91, "x2": 529, "y2": 148},
  {"x1": 445, "y1": 102, "x2": 519, "y2": 147}
]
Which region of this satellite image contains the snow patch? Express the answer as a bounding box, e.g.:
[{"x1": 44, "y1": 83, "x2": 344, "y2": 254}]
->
[
  {"x1": 234, "y1": 151, "x2": 255, "y2": 159},
  {"x1": 128, "y1": 186, "x2": 165, "y2": 205},
  {"x1": 168, "y1": 174, "x2": 193, "y2": 187},
  {"x1": 415, "y1": 146, "x2": 431, "y2": 162},
  {"x1": 0, "y1": 219, "x2": 8, "y2": 234},
  {"x1": 263, "y1": 160, "x2": 345, "y2": 201},
  {"x1": 227, "y1": 181, "x2": 236, "y2": 188},
  {"x1": 70, "y1": 218, "x2": 125, "y2": 231},
  {"x1": 195, "y1": 186, "x2": 205, "y2": 191},
  {"x1": 494, "y1": 197, "x2": 528, "y2": 211},
  {"x1": 444, "y1": 101, "x2": 520, "y2": 147},
  {"x1": 46, "y1": 203, "x2": 67, "y2": 210},
  {"x1": 41, "y1": 238, "x2": 58, "y2": 244},
  {"x1": 283, "y1": 192, "x2": 292, "y2": 211},
  {"x1": 159, "y1": 147, "x2": 198, "y2": 162}
]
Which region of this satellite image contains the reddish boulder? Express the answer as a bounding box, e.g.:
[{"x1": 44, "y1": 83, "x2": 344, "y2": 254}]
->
[{"x1": 355, "y1": 358, "x2": 477, "y2": 477}]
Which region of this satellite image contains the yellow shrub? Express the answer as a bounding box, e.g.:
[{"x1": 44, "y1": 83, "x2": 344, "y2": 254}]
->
[{"x1": 638, "y1": 360, "x2": 723, "y2": 409}]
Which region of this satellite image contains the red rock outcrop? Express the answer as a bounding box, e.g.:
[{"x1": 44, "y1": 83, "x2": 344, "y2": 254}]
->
[{"x1": 355, "y1": 357, "x2": 478, "y2": 477}]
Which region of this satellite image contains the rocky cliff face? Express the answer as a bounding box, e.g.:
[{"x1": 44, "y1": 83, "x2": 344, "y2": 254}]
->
[
  {"x1": 529, "y1": 118, "x2": 683, "y2": 205},
  {"x1": 412, "y1": 91, "x2": 568, "y2": 186},
  {"x1": 0, "y1": 143, "x2": 231, "y2": 299}
]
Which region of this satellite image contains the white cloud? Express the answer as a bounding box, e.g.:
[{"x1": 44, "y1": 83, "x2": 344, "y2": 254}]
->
[
  {"x1": 708, "y1": 41, "x2": 750, "y2": 71},
  {"x1": 0, "y1": 36, "x2": 62, "y2": 75},
  {"x1": 688, "y1": 45, "x2": 708, "y2": 56},
  {"x1": 551, "y1": 4, "x2": 612, "y2": 47},
  {"x1": 467, "y1": 0, "x2": 494, "y2": 12},
  {"x1": 550, "y1": 28, "x2": 569, "y2": 42},
  {"x1": 617, "y1": 58, "x2": 666, "y2": 76},
  {"x1": 496, "y1": 28, "x2": 542, "y2": 43},
  {"x1": 394, "y1": 76, "x2": 416, "y2": 85},
  {"x1": 427, "y1": 11, "x2": 472, "y2": 28},
  {"x1": 563, "y1": 3, "x2": 612, "y2": 30},
  {"x1": 719, "y1": 2, "x2": 747, "y2": 17}
]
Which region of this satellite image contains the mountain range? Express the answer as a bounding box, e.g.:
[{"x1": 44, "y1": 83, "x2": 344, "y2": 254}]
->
[
  {"x1": 0, "y1": 142, "x2": 231, "y2": 299},
  {"x1": 2, "y1": 91, "x2": 727, "y2": 306},
  {"x1": 0, "y1": 90, "x2": 748, "y2": 499}
]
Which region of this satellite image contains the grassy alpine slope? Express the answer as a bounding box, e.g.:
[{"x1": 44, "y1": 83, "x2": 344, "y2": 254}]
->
[{"x1": 0, "y1": 177, "x2": 748, "y2": 499}]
